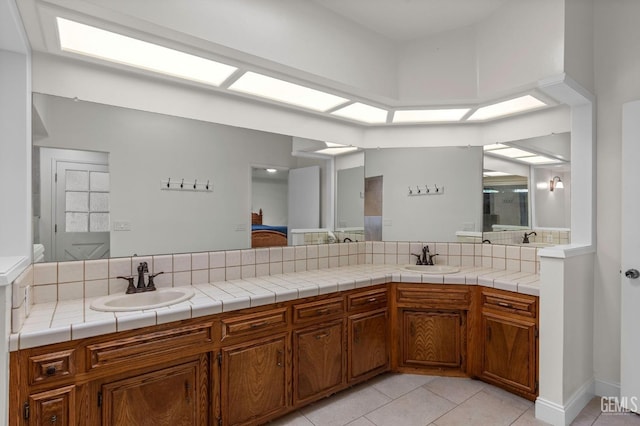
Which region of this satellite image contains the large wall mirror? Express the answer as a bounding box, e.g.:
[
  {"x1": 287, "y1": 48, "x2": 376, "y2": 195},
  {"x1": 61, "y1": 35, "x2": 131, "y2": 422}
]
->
[
  {"x1": 482, "y1": 132, "x2": 571, "y2": 240},
  {"x1": 31, "y1": 93, "x2": 571, "y2": 263},
  {"x1": 364, "y1": 146, "x2": 484, "y2": 242},
  {"x1": 32, "y1": 93, "x2": 330, "y2": 262}
]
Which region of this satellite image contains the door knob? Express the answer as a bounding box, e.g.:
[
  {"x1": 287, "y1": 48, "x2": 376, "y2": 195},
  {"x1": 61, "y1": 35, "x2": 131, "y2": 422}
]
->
[{"x1": 625, "y1": 269, "x2": 640, "y2": 279}]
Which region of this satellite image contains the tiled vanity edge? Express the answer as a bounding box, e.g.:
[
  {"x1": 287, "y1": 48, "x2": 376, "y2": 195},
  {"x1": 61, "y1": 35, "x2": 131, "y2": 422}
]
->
[{"x1": 10, "y1": 242, "x2": 540, "y2": 350}]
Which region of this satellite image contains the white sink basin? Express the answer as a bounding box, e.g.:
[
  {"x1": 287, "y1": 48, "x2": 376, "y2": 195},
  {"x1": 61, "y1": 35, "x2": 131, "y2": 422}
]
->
[
  {"x1": 402, "y1": 265, "x2": 460, "y2": 274},
  {"x1": 90, "y1": 287, "x2": 195, "y2": 312}
]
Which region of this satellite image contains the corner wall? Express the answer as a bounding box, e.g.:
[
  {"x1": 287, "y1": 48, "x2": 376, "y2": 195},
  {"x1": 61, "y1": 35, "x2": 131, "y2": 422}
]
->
[{"x1": 593, "y1": 0, "x2": 640, "y2": 397}]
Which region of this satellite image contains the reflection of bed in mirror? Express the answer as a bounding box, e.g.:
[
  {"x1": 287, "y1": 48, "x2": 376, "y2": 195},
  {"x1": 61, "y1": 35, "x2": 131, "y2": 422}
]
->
[{"x1": 251, "y1": 209, "x2": 288, "y2": 247}]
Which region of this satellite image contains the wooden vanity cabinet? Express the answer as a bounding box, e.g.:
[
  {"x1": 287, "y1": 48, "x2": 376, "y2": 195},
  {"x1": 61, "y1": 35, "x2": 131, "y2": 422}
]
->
[
  {"x1": 348, "y1": 308, "x2": 389, "y2": 382},
  {"x1": 220, "y1": 333, "x2": 290, "y2": 426},
  {"x1": 25, "y1": 385, "x2": 76, "y2": 426},
  {"x1": 217, "y1": 304, "x2": 292, "y2": 426},
  {"x1": 95, "y1": 355, "x2": 210, "y2": 426},
  {"x1": 346, "y1": 287, "x2": 389, "y2": 383},
  {"x1": 291, "y1": 295, "x2": 346, "y2": 406},
  {"x1": 478, "y1": 287, "x2": 538, "y2": 401},
  {"x1": 393, "y1": 284, "x2": 471, "y2": 375},
  {"x1": 293, "y1": 320, "x2": 345, "y2": 405}
]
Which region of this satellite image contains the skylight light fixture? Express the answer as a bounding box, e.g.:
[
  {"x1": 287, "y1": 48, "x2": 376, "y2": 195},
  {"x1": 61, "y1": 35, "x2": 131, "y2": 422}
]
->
[
  {"x1": 467, "y1": 95, "x2": 546, "y2": 121},
  {"x1": 331, "y1": 102, "x2": 388, "y2": 124},
  {"x1": 315, "y1": 146, "x2": 359, "y2": 156},
  {"x1": 487, "y1": 147, "x2": 536, "y2": 159},
  {"x1": 266, "y1": 168, "x2": 277, "y2": 173},
  {"x1": 393, "y1": 108, "x2": 470, "y2": 123},
  {"x1": 56, "y1": 18, "x2": 237, "y2": 86},
  {"x1": 483, "y1": 171, "x2": 511, "y2": 177},
  {"x1": 229, "y1": 72, "x2": 348, "y2": 112},
  {"x1": 483, "y1": 143, "x2": 509, "y2": 151},
  {"x1": 517, "y1": 156, "x2": 562, "y2": 164}
]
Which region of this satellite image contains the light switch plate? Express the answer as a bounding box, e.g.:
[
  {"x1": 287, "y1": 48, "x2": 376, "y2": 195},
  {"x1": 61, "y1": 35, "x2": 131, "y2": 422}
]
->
[{"x1": 113, "y1": 221, "x2": 131, "y2": 231}]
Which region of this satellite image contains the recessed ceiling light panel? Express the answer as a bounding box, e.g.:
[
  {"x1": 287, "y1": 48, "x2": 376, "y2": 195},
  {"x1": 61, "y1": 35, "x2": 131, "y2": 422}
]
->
[
  {"x1": 488, "y1": 147, "x2": 536, "y2": 158},
  {"x1": 229, "y1": 72, "x2": 348, "y2": 112},
  {"x1": 331, "y1": 102, "x2": 388, "y2": 124},
  {"x1": 393, "y1": 108, "x2": 470, "y2": 123},
  {"x1": 315, "y1": 146, "x2": 359, "y2": 156},
  {"x1": 56, "y1": 17, "x2": 237, "y2": 86},
  {"x1": 483, "y1": 143, "x2": 509, "y2": 151},
  {"x1": 467, "y1": 95, "x2": 546, "y2": 121},
  {"x1": 517, "y1": 156, "x2": 562, "y2": 164},
  {"x1": 483, "y1": 171, "x2": 511, "y2": 177}
]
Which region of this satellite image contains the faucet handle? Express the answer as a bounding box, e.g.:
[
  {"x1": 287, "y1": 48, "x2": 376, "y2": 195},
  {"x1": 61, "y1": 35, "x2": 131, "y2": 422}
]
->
[
  {"x1": 117, "y1": 276, "x2": 136, "y2": 294},
  {"x1": 146, "y1": 272, "x2": 164, "y2": 291},
  {"x1": 411, "y1": 253, "x2": 423, "y2": 265}
]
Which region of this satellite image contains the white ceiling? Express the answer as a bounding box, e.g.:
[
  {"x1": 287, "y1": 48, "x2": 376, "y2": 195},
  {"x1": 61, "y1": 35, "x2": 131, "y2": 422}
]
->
[
  {"x1": 16, "y1": 0, "x2": 559, "y2": 126},
  {"x1": 311, "y1": 0, "x2": 508, "y2": 41}
]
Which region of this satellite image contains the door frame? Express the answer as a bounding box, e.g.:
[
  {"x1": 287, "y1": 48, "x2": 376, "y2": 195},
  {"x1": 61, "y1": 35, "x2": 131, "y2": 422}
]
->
[{"x1": 38, "y1": 147, "x2": 109, "y2": 262}]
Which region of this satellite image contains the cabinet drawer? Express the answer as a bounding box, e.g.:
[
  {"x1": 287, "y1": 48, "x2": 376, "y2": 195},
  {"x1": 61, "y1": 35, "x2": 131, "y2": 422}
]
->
[
  {"x1": 29, "y1": 349, "x2": 75, "y2": 385},
  {"x1": 347, "y1": 288, "x2": 387, "y2": 312},
  {"x1": 395, "y1": 284, "x2": 470, "y2": 308},
  {"x1": 293, "y1": 297, "x2": 344, "y2": 323},
  {"x1": 87, "y1": 322, "x2": 214, "y2": 371},
  {"x1": 482, "y1": 288, "x2": 537, "y2": 319},
  {"x1": 221, "y1": 307, "x2": 288, "y2": 340}
]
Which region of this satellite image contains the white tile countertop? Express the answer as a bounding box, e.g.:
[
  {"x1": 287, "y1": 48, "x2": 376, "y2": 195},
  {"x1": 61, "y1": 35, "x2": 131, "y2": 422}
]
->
[{"x1": 9, "y1": 264, "x2": 539, "y2": 351}]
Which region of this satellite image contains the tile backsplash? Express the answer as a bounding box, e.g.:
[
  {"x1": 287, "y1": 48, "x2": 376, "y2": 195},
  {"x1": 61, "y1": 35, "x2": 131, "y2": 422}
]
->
[
  {"x1": 10, "y1": 241, "x2": 539, "y2": 333},
  {"x1": 477, "y1": 229, "x2": 570, "y2": 245}
]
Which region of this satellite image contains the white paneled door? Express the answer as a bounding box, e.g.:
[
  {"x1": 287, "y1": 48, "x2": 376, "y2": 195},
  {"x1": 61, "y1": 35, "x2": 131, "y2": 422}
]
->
[
  {"x1": 54, "y1": 160, "x2": 110, "y2": 261},
  {"x1": 621, "y1": 101, "x2": 640, "y2": 412}
]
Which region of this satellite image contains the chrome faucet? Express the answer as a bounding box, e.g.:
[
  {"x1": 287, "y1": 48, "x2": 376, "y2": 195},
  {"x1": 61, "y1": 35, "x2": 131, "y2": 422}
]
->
[{"x1": 522, "y1": 231, "x2": 537, "y2": 244}]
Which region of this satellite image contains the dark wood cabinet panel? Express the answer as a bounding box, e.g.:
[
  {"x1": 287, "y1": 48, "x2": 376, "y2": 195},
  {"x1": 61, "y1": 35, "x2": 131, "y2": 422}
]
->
[
  {"x1": 27, "y1": 385, "x2": 75, "y2": 426},
  {"x1": 400, "y1": 310, "x2": 464, "y2": 371},
  {"x1": 101, "y1": 359, "x2": 208, "y2": 426},
  {"x1": 480, "y1": 312, "x2": 537, "y2": 398},
  {"x1": 349, "y1": 309, "x2": 389, "y2": 382},
  {"x1": 221, "y1": 334, "x2": 289, "y2": 426},
  {"x1": 294, "y1": 321, "x2": 344, "y2": 404}
]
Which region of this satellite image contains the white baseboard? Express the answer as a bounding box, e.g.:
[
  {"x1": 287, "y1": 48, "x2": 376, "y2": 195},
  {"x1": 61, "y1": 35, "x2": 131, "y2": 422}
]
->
[
  {"x1": 536, "y1": 398, "x2": 566, "y2": 426},
  {"x1": 595, "y1": 379, "x2": 620, "y2": 398},
  {"x1": 535, "y1": 378, "x2": 595, "y2": 426}
]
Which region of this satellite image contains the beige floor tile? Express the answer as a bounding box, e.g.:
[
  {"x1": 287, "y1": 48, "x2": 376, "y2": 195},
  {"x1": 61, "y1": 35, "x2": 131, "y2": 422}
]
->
[
  {"x1": 433, "y1": 390, "x2": 528, "y2": 426},
  {"x1": 482, "y1": 383, "x2": 534, "y2": 411},
  {"x1": 424, "y1": 377, "x2": 486, "y2": 404},
  {"x1": 593, "y1": 413, "x2": 640, "y2": 425},
  {"x1": 365, "y1": 387, "x2": 456, "y2": 426},
  {"x1": 345, "y1": 418, "x2": 377, "y2": 426},
  {"x1": 371, "y1": 372, "x2": 437, "y2": 399},
  {"x1": 582, "y1": 397, "x2": 606, "y2": 417},
  {"x1": 269, "y1": 411, "x2": 314, "y2": 426},
  {"x1": 301, "y1": 385, "x2": 391, "y2": 426},
  {"x1": 512, "y1": 407, "x2": 552, "y2": 426}
]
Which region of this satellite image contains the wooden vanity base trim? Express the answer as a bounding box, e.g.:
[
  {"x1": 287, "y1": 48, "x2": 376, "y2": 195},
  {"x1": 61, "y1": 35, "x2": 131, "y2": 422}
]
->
[{"x1": 9, "y1": 283, "x2": 538, "y2": 426}]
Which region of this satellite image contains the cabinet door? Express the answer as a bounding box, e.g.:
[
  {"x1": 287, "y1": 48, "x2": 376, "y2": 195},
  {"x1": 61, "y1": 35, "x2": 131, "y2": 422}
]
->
[
  {"x1": 401, "y1": 310, "x2": 463, "y2": 370},
  {"x1": 349, "y1": 309, "x2": 389, "y2": 382},
  {"x1": 221, "y1": 334, "x2": 289, "y2": 426},
  {"x1": 481, "y1": 313, "x2": 537, "y2": 395},
  {"x1": 28, "y1": 385, "x2": 75, "y2": 426},
  {"x1": 294, "y1": 321, "x2": 344, "y2": 404},
  {"x1": 101, "y1": 359, "x2": 208, "y2": 426}
]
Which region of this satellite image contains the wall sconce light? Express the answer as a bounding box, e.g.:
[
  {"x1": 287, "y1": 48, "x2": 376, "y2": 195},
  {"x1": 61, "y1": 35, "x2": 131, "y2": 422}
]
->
[{"x1": 550, "y1": 176, "x2": 564, "y2": 192}]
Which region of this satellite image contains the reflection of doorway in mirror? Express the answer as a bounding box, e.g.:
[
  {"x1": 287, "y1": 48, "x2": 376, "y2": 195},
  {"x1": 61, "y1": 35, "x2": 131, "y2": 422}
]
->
[
  {"x1": 482, "y1": 175, "x2": 529, "y2": 232},
  {"x1": 37, "y1": 148, "x2": 110, "y2": 262},
  {"x1": 364, "y1": 176, "x2": 383, "y2": 241},
  {"x1": 336, "y1": 166, "x2": 364, "y2": 229}
]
